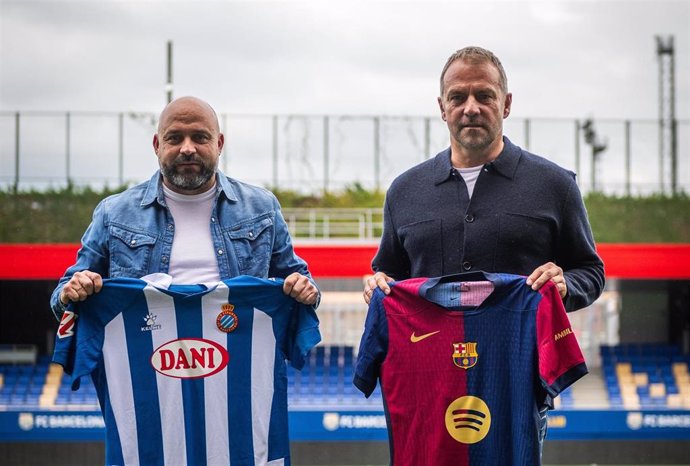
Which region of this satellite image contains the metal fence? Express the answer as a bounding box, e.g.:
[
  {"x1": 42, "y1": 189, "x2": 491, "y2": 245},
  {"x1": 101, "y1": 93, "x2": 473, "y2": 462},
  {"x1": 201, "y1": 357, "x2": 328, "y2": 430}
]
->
[{"x1": 1, "y1": 111, "x2": 688, "y2": 195}]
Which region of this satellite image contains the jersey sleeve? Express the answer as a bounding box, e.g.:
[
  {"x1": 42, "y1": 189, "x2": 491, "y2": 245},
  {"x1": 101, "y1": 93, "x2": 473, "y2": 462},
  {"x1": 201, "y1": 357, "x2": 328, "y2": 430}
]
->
[
  {"x1": 51, "y1": 303, "x2": 105, "y2": 391},
  {"x1": 353, "y1": 289, "x2": 388, "y2": 398},
  {"x1": 286, "y1": 301, "x2": 322, "y2": 370},
  {"x1": 536, "y1": 281, "x2": 588, "y2": 398},
  {"x1": 52, "y1": 307, "x2": 79, "y2": 376}
]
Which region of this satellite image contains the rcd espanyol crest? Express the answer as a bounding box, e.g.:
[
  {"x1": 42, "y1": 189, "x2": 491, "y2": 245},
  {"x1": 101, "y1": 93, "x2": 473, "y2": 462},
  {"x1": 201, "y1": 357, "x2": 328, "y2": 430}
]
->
[
  {"x1": 216, "y1": 304, "x2": 238, "y2": 333},
  {"x1": 452, "y1": 342, "x2": 478, "y2": 369}
]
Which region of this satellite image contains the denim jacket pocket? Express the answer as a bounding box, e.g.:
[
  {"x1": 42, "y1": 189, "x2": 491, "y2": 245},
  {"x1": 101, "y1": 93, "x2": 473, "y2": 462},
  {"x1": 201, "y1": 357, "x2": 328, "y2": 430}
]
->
[
  {"x1": 227, "y1": 215, "x2": 273, "y2": 276},
  {"x1": 109, "y1": 225, "x2": 158, "y2": 277}
]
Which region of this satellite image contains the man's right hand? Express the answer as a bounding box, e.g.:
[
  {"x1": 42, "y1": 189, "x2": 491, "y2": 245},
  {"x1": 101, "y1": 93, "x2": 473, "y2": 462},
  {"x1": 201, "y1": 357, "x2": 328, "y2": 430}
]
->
[
  {"x1": 59, "y1": 270, "x2": 103, "y2": 305},
  {"x1": 363, "y1": 272, "x2": 394, "y2": 304}
]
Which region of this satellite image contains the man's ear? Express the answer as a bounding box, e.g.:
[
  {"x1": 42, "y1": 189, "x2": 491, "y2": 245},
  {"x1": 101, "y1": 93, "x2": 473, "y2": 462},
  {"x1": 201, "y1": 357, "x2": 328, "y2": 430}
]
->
[
  {"x1": 217, "y1": 133, "x2": 225, "y2": 155},
  {"x1": 152, "y1": 134, "x2": 160, "y2": 155},
  {"x1": 503, "y1": 92, "x2": 513, "y2": 119},
  {"x1": 437, "y1": 97, "x2": 446, "y2": 121}
]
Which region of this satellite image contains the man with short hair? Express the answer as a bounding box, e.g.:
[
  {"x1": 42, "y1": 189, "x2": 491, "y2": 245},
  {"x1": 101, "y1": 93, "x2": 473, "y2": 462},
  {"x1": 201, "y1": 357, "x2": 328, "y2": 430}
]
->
[{"x1": 361, "y1": 46, "x2": 605, "y2": 459}]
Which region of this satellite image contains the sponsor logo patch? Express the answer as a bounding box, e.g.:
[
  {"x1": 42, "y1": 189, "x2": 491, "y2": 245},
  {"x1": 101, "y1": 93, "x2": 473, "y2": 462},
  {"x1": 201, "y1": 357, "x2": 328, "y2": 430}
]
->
[
  {"x1": 445, "y1": 395, "x2": 491, "y2": 444},
  {"x1": 151, "y1": 338, "x2": 229, "y2": 379}
]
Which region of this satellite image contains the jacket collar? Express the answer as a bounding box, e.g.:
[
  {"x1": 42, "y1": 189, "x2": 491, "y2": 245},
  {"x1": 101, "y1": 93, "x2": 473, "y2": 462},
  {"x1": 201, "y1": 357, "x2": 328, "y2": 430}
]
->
[
  {"x1": 140, "y1": 169, "x2": 237, "y2": 207},
  {"x1": 433, "y1": 136, "x2": 521, "y2": 185}
]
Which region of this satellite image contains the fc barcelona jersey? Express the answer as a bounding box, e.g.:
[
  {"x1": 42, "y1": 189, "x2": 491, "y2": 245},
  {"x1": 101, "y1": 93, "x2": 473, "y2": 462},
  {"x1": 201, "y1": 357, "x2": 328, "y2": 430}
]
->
[
  {"x1": 53, "y1": 274, "x2": 321, "y2": 466},
  {"x1": 354, "y1": 272, "x2": 587, "y2": 466}
]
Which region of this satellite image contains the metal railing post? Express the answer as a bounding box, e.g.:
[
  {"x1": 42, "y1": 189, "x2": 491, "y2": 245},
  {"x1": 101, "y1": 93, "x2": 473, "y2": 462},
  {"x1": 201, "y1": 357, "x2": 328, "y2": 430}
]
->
[
  {"x1": 118, "y1": 113, "x2": 124, "y2": 187},
  {"x1": 323, "y1": 115, "x2": 329, "y2": 195},
  {"x1": 374, "y1": 117, "x2": 380, "y2": 191},
  {"x1": 14, "y1": 112, "x2": 20, "y2": 193},
  {"x1": 272, "y1": 115, "x2": 278, "y2": 189},
  {"x1": 625, "y1": 120, "x2": 631, "y2": 196},
  {"x1": 66, "y1": 112, "x2": 71, "y2": 187}
]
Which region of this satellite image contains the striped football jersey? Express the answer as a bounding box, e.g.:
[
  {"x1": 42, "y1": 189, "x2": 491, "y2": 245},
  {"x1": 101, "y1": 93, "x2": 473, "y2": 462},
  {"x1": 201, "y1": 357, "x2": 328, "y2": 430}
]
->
[{"x1": 53, "y1": 274, "x2": 321, "y2": 466}]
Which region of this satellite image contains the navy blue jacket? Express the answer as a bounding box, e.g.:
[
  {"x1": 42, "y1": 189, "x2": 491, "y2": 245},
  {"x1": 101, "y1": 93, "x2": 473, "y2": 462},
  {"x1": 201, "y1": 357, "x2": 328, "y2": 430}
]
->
[{"x1": 372, "y1": 137, "x2": 605, "y2": 311}]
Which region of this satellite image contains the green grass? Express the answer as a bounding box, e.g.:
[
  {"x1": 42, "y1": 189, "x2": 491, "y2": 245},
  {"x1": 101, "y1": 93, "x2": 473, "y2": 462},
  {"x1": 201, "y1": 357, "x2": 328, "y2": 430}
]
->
[{"x1": 1, "y1": 186, "x2": 689, "y2": 243}]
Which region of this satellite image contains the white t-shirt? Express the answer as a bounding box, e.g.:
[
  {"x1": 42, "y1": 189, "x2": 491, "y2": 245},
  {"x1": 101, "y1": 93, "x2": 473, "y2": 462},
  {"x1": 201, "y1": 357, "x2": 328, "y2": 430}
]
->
[
  {"x1": 455, "y1": 165, "x2": 484, "y2": 198},
  {"x1": 163, "y1": 184, "x2": 220, "y2": 284}
]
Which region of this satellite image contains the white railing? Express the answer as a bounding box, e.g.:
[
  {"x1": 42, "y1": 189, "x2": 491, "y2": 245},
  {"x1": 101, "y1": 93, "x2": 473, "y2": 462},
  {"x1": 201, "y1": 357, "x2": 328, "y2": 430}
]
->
[{"x1": 283, "y1": 208, "x2": 383, "y2": 240}]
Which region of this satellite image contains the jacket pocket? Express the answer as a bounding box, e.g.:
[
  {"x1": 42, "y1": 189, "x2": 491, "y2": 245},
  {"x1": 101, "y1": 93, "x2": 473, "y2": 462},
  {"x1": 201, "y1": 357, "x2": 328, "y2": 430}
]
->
[
  {"x1": 109, "y1": 225, "x2": 157, "y2": 277},
  {"x1": 398, "y1": 218, "x2": 443, "y2": 277},
  {"x1": 227, "y1": 215, "x2": 273, "y2": 276},
  {"x1": 496, "y1": 212, "x2": 554, "y2": 272}
]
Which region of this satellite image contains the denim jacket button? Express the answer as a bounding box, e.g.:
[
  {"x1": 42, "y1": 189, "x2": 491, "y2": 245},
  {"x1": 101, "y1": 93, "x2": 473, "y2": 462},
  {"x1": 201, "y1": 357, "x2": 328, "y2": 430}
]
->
[
  {"x1": 217, "y1": 249, "x2": 224, "y2": 255},
  {"x1": 130, "y1": 239, "x2": 136, "y2": 245}
]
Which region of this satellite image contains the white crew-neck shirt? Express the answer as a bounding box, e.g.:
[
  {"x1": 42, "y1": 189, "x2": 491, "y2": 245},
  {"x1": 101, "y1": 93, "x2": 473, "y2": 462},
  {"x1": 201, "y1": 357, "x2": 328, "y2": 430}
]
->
[
  {"x1": 162, "y1": 184, "x2": 220, "y2": 284},
  {"x1": 455, "y1": 165, "x2": 484, "y2": 198}
]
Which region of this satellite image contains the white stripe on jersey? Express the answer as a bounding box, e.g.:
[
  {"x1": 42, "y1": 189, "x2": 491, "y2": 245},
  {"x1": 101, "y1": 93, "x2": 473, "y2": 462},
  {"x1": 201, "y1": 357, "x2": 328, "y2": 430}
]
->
[
  {"x1": 202, "y1": 283, "x2": 231, "y2": 465},
  {"x1": 144, "y1": 284, "x2": 187, "y2": 465},
  {"x1": 251, "y1": 307, "x2": 277, "y2": 465},
  {"x1": 103, "y1": 313, "x2": 139, "y2": 465}
]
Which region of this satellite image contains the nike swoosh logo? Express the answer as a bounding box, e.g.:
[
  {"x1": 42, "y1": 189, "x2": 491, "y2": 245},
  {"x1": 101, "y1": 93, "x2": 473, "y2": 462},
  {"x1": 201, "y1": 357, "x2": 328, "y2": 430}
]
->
[{"x1": 410, "y1": 330, "x2": 440, "y2": 343}]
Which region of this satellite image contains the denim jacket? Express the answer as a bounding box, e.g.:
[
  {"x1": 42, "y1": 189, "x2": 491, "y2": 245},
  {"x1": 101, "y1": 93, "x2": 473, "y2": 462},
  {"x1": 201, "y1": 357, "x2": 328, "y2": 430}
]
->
[{"x1": 50, "y1": 170, "x2": 315, "y2": 319}]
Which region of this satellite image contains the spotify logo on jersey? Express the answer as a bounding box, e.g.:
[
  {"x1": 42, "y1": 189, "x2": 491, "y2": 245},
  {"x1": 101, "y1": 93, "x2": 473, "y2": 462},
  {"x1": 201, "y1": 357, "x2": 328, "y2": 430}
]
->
[{"x1": 444, "y1": 396, "x2": 491, "y2": 444}]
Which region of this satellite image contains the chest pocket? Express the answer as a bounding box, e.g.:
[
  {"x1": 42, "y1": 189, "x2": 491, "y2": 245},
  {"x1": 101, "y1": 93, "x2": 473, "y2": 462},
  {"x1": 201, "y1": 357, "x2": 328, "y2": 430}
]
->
[
  {"x1": 496, "y1": 212, "x2": 555, "y2": 273},
  {"x1": 227, "y1": 215, "x2": 273, "y2": 276},
  {"x1": 109, "y1": 225, "x2": 157, "y2": 277}
]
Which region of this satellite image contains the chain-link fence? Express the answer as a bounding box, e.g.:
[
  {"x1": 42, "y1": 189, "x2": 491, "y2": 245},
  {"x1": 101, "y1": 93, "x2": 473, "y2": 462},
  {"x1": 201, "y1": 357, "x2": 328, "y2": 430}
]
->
[{"x1": 1, "y1": 111, "x2": 688, "y2": 195}]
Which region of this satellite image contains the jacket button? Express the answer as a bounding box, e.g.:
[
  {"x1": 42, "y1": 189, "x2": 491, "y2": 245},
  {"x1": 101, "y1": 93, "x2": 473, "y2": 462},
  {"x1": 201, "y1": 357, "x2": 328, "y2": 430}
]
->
[
  {"x1": 218, "y1": 249, "x2": 224, "y2": 255},
  {"x1": 161, "y1": 256, "x2": 168, "y2": 263},
  {"x1": 462, "y1": 261, "x2": 472, "y2": 270},
  {"x1": 465, "y1": 214, "x2": 475, "y2": 223},
  {"x1": 130, "y1": 239, "x2": 136, "y2": 245}
]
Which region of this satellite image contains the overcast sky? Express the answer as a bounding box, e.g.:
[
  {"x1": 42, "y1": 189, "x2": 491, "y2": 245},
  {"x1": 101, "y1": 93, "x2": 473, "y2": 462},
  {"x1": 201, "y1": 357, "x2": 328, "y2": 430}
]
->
[{"x1": 1, "y1": 0, "x2": 688, "y2": 119}]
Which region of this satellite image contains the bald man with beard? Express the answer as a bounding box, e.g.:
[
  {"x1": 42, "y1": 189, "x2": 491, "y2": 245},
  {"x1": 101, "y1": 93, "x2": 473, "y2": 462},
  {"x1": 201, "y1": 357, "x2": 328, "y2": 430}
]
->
[{"x1": 51, "y1": 96, "x2": 318, "y2": 319}]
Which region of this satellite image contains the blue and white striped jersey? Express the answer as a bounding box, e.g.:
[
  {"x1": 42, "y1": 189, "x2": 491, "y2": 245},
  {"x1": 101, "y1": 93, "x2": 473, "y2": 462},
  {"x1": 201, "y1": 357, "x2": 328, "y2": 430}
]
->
[{"x1": 53, "y1": 274, "x2": 321, "y2": 466}]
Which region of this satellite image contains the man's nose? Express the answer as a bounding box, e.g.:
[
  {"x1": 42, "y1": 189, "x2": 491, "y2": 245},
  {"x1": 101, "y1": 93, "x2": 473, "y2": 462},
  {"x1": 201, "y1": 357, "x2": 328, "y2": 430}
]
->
[
  {"x1": 463, "y1": 97, "x2": 480, "y2": 116},
  {"x1": 180, "y1": 137, "x2": 196, "y2": 154}
]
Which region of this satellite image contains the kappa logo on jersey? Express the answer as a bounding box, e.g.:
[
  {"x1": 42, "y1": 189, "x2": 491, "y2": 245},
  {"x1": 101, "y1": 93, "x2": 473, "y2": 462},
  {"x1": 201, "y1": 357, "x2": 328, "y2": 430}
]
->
[
  {"x1": 141, "y1": 313, "x2": 162, "y2": 332},
  {"x1": 445, "y1": 395, "x2": 491, "y2": 444},
  {"x1": 216, "y1": 304, "x2": 239, "y2": 333},
  {"x1": 151, "y1": 338, "x2": 229, "y2": 379},
  {"x1": 452, "y1": 342, "x2": 478, "y2": 369},
  {"x1": 57, "y1": 310, "x2": 78, "y2": 339}
]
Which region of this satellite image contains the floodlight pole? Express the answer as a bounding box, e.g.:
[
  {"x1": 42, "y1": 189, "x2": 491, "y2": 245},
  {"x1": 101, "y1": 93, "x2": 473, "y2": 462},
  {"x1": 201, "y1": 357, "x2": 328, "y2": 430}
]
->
[
  {"x1": 656, "y1": 35, "x2": 676, "y2": 195},
  {"x1": 166, "y1": 41, "x2": 174, "y2": 104}
]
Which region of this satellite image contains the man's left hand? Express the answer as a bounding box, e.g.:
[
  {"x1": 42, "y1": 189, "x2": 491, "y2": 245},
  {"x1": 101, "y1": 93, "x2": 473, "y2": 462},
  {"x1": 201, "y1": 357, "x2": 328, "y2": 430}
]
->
[
  {"x1": 526, "y1": 262, "x2": 567, "y2": 299},
  {"x1": 283, "y1": 272, "x2": 319, "y2": 305}
]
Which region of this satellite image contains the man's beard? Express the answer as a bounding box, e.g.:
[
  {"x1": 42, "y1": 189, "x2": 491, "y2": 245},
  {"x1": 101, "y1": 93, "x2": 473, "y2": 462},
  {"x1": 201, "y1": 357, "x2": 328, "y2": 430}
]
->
[
  {"x1": 161, "y1": 155, "x2": 216, "y2": 191},
  {"x1": 455, "y1": 124, "x2": 494, "y2": 151}
]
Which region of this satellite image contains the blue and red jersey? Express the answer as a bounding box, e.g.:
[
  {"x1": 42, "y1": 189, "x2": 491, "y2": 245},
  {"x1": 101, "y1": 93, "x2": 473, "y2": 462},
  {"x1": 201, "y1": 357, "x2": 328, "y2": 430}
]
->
[{"x1": 354, "y1": 272, "x2": 587, "y2": 465}]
